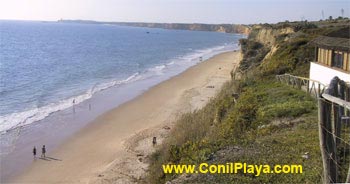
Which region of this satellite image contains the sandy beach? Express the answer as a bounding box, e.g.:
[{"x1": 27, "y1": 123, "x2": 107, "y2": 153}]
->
[{"x1": 10, "y1": 51, "x2": 241, "y2": 183}]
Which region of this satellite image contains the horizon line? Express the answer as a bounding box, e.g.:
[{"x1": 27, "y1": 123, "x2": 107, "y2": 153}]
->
[{"x1": 1, "y1": 16, "x2": 349, "y2": 25}]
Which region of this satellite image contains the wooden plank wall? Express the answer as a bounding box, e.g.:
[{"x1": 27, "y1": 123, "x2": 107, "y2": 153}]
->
[{"x1": 317, "y1": 48, "x2": 350, "y2": 72}]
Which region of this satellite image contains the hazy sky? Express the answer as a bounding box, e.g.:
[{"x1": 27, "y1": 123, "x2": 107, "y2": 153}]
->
[{"x1": 0, "y1": 0, "x2": 349, "y2": 24}]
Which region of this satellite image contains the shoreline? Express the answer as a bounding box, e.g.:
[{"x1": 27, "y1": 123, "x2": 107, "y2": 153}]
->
[
  {"x1": 0, "y1": 43, "x2": 239, "y2": 181},
  {"x1": 9, "y1": 51, "x2": 241, "y2": 183}
]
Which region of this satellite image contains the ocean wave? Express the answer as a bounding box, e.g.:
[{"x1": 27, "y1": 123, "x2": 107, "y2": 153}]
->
[
  {"x1": 0, "y1": 72, "x2": 141, "y2": 134},
  {"x1": 176, "y1": 44, "x2": 236, "y2": 64},
  {"x1": 0, "y1": 43, "x2": 239, "y2": 134},
  {"x1": 146, "y1": 64, "x2": 166, "y2": 75},
  {"x1": 166, "y1": 61, "x2": 175, "y2": 66}
]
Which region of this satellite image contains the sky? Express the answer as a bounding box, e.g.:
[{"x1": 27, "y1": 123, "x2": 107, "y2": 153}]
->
[{"x1": 0, "y1": 0, "x2": 349, "y2": 24}]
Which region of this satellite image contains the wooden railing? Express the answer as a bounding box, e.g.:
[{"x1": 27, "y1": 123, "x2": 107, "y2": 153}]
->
[
  {"x1": 318, "y1": 78, "x2": 350, "y2": 184},
  {"x1": 275, "y1": 73, "x2": 327, "y2": 97},
  {"x1": 277, "y1": 74, "x2": 350, "y2": 183}
]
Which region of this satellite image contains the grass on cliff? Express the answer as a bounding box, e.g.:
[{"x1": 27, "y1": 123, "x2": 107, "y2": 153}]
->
[
  {"x1": 147, "y1": 78, "x2": 322, "y2": 183},
  {"x1": 145, "y1": 20, "x2": 348, "y2": 183}
]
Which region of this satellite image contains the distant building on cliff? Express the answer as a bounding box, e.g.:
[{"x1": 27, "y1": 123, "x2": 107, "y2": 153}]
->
[{"x1": 309, "y1": 36, "x2": 350, "y2": 87}]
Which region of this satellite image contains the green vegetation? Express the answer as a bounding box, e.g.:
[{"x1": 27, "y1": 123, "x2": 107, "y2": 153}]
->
[
  {"x1": 148, "y1": 79, "x2": 320, "y2": 183},
  {"x1": 147, "y1": 20, "x2": 349, "y2": 183},
  {"x1": 239, "y1": 39, "x2": 270, "y2": 71},
  {"x1": 260, "y1": 34, "x2": 314, "y2": 77}
]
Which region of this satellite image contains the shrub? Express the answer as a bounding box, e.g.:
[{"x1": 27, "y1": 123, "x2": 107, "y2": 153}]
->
[{"x1": 257, "y1": 101, "x2": 315, "y2": 120}]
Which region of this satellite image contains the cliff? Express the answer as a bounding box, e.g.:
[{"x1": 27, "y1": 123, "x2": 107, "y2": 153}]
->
[
  {"x1": 248, "y1": 25, "x2": 294, "y2": 46},
  {"x1": 58, "y1": 20, "x2": 250, "y2": 35},
  {"x1": 148, "y1": 19, "x2": 350, "y2": 183},
  {"x1": 115, "y1": 22, "x2": 250, "y2": 35},
  {"x1": 237, "y1": 24, "x2": 298, "y2": 72},
  {"x1": 240, "y1": 20, "x2": 349, "y2": 76}
]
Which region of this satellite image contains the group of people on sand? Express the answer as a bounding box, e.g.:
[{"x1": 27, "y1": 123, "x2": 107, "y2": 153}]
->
[{"x1": 32, "y1": 145, "x2": 46, "y2": 159}]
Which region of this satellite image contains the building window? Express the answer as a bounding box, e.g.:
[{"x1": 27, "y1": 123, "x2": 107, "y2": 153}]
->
[{"x1": 332, "y1": 52, "x2": 343, "y2": 69}]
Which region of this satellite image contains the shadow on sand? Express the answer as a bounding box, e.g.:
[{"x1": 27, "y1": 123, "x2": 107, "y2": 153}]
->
[
  {"x1": 46, "y1": 156, "x2": 62, "y2": 161},
  {"x1": 38, "y1": 156, "x2": 62, "y2": 161}
]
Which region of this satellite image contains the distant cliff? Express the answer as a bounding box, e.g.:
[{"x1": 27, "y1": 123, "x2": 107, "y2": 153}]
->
[
  {"x1": 58, "y1": 20, "x2": 250, "y2": 35},
  {"x1": 115, "y1": 22, "x2": 250, "y2": 35}
]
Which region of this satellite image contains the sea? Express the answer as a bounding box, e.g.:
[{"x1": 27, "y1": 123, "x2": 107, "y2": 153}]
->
[{"x1": 0, "y1": 20, "x2": 243, "y2": 180}]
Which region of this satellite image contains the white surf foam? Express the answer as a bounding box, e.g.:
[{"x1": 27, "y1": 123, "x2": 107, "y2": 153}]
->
[
  {"x1": 0, "y1": 72, "x2": 141, "y2": 134},
  {"x1": 0, "y1": 42, "x2": 239, "y2": 134}
]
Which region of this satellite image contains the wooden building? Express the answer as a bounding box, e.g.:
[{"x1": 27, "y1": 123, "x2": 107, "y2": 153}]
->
[{"x1": 309, "y1": 36, "x2": 350, "y2": 86}]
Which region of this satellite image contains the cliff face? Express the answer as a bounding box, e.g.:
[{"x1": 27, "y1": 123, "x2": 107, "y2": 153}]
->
[
  {"x1": 248, "y1": 25, "x2": 294, "y2": 46},
  {"x1": 245, "y1": 25, "x2": 295, "y2": 61},
  {"x1": 238, "y1": 25, "x2": 299, "y2": 73},
  {"x1": 59, "y1": 20, "x2": 250, "y2": 35},
  {"x1": 115, "y1": 22, "x2": 251, "y2": 35}
]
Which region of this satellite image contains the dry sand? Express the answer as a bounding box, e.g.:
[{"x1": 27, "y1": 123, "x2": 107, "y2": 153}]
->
[{"x1": 10, "y1": 51, "x2": 241, "y2": 184}]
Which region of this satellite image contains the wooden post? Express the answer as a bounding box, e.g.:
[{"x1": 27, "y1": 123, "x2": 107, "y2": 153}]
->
[
  {"x1": 297, "y1": 78, "x2": 301, "y2": 89},
  {"x1": 332, "y1": 103, "x2": 336, "y2": 145},
  {"x1": 344, "y1": 83, "x2": 350, "y2": 182},
  {"x1": 318, "y1": 83, "x2": 321, "y2": 97},
  {"x1": 318, "y1": 98, "x2": 338, "y2": 183},
  {"x1": 337, "y1": 83, "x2": 345, "y2": 143},
  {"x1": 331, "y1": 102, "x2": 340, "y2": 182},
  {"x1": 318, "y1": 98, "x2": 331, "y2": 184},
  {"x1": 292, "y1": 77, "x2": 296, "y2": 88},
  {"x1": 313, "y1": 82, "x2": 317, "y2": 96},
  {"x1": 347, "y1": 160, "x2": 350, "y2": 183},
  {"x1": 343, "y1": 84, "x2": 349, "y2": 116}
]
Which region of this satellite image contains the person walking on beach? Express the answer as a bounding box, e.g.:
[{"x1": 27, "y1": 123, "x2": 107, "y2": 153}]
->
[
  {"x1": 33, "y1": 146, "x2": 37, "y2": 159},
  {"x1": 73, "y1": 99, "x2": 76, "y2": 113},
  {"x1": 41, "y1": 145, "x2": 46, "y2": 158}
]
